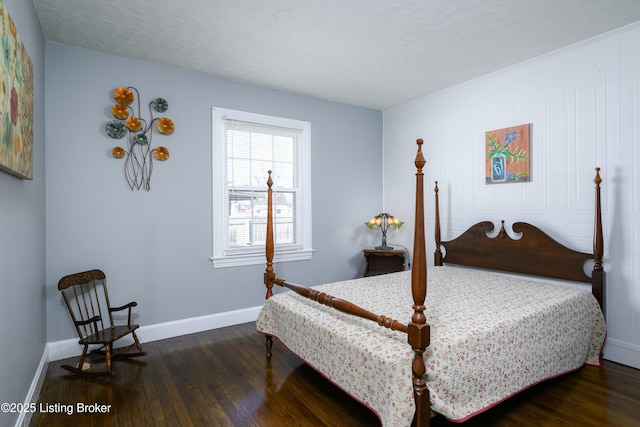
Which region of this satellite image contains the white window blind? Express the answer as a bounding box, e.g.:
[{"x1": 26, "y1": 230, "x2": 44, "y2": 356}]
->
[{"x1": 212, "y1": 108, "x2": 312, "y2": 268}]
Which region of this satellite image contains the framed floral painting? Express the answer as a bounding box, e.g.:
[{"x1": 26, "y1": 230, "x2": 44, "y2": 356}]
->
[
  {"x1": 0, "y1": 0, "x2": 34, "y2": 180},
  {"x1": 485, "y1": 124, "x2": 530, "y2": 184}
]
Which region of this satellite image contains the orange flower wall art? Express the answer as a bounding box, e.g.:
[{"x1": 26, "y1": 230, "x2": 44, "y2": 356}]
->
[{"x1": 106, "y1": 86, "x2": 174, "y2": 191}]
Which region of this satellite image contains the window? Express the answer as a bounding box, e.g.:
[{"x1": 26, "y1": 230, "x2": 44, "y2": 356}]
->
[{"x1": 211, "y1": 107, "x2": 312, "y2": 268}]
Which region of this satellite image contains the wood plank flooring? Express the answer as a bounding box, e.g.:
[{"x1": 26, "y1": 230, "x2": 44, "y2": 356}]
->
[{"x1": 30, "y1": 322, "x2": 640, "y2": 426}]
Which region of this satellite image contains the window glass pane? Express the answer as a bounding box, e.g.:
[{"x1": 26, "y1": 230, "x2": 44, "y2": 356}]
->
[
  {"x1": 226, "y1": 130, "x2": 251, "y2": 158},
  {"x1": 274, "y1": 136, "x2": 294, "y2": 163},
  {"x1": 273, "y1": 192, "x2": 295, "y2": 245},
  {"x1": 272, "y1": 162, "x2": 294, "y2": 188},
  {"x1": 227, "y1": 158, "x2": 250, "y2": 187},
  {"x1": 250, "y1": 160, "x2": 273, "y2": 188},
  {"x1": 251, "y1": 132, "x2": 274, "y2": 161},
  {"x1": 228, "y1": 190, "x2": 265, "y2": 248},
  {"x1": 227, "y1": 189, "x2": 297, "y2": 247}
]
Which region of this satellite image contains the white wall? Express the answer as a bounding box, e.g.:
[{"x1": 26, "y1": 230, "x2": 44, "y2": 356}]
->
[
  {"x1": 382, "y1": 22, "x2": 640, "y2": 368},
  {"x1": 44, "y1": 42, "x2": 383, "y2": 343},
  {"x1": 0, "y1": 1, "x2": 46, "y2": 426}
]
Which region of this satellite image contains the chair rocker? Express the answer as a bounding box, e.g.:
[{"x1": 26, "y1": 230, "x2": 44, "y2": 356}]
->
[{"x1": 58, "y1": 269, "x2": 147, "y2": 376}]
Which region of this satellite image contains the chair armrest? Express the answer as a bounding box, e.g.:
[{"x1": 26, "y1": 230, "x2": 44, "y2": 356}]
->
[
  {"x1": 109, "y1": 301, "x2": 138, "y2": 326},
  {"x1": 109, "y1": 301, "x2": 138, "y2": 312},
  {"x1": 75, "y1": 315, "x2": 101, "y2": 326}
]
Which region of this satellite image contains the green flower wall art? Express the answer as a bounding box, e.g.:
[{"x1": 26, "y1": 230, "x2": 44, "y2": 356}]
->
[{"x1": 485, "y1": 124, "x2": 530, "y2": 184}]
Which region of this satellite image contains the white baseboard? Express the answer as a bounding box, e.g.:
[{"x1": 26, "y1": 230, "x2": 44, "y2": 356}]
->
[
  {"x1": 45, "y1": 337, "x2": 80, "y2": 362},
  {"x1": 15, "y1": 347, "x2": 49, "y2": 427},
  {"x1": 603, "y1": 337, "x2": 640, "y2": 369},
  {"x1": 45, "y1": 305, "x2": 263, "y2": 362},
  {"x1": 136, "y1": 305, "x2": 263, "y2": 344}
]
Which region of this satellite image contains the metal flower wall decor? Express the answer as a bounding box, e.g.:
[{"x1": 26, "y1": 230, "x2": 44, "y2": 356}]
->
[{"x1": 106, "y1": 86, "x2": 175, "y2": 190}]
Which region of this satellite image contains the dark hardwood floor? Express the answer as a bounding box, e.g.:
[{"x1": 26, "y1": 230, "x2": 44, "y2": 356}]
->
[{"x1": 30, "y1": 322, "x2": 640, "y2": 426}]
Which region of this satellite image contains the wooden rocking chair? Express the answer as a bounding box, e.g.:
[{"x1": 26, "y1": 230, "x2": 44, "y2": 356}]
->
[{"x1": 58, "y1": 269, "x2": 147, "y2": 376}]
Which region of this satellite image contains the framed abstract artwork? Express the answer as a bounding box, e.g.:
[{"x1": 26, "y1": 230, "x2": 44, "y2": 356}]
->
[
  {"x1": 485, "y1": 124, "x2": 530, "y2": 184},
  {"x1": 0, "y1": 0, "x2": 34, "y2": 180}
]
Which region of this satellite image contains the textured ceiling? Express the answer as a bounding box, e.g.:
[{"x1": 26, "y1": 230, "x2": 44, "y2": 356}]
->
[{"x1": 33, "y1": 0, "x2": 640, "y2": 110}]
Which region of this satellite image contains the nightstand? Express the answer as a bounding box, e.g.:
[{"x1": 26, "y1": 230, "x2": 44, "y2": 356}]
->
[{"x1": 363, "y1": 249, "x2": 405, "y2": 277}]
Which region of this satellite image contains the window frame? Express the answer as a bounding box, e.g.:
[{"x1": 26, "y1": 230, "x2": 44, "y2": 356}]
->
[{"x1": 211, "y1": 107, "x2": 313, "y2": 268}]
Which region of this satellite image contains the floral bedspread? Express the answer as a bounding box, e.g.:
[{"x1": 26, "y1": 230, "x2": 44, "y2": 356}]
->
[{"x1": 255, "y1": 266, "x2": 606, "y2": 426}]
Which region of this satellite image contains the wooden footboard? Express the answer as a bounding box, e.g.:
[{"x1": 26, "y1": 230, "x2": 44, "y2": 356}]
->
[{"x1": 263, "y1": 139, "x2": 432, "y2": 426}]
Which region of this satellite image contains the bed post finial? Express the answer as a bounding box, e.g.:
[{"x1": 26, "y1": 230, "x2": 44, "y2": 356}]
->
[
  {"x1": 592, "y1": 167, "x2": 604, "y2": 313},
  {"x1": 415, "y1": 138, "x2": 425, "y2": 170},
  {"x1": 409, "y1": 138, "x2": 430, "y2": 427}
]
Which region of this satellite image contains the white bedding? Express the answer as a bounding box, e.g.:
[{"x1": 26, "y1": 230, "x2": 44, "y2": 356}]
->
[{"x1": 255, "y1": 266, "x2": 606, "y2": 426}]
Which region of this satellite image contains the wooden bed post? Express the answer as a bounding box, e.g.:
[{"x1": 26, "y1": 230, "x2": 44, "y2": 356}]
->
[
  {"x1": 264, "y1": 170, "x2": 275, "y2": 361},
  {"x1": 592, "y1": 167, "x2": 605, "y2": 315},
  {"x1": 408, "y1": 139, "x2": 431, "y2": 427},
  {"x1": 434, "y1": 181, "x2": 442, "y2": 266}
]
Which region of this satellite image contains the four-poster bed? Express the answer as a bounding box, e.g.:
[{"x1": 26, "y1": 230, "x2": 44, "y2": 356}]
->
[{"x1": 256, "y1": 139, "x2": 606, "y2": 426}]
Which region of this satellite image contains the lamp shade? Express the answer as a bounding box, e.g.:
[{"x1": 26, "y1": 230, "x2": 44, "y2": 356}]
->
[{"x1": 365, "y1": 213, "x2": 404, "y2": 249}]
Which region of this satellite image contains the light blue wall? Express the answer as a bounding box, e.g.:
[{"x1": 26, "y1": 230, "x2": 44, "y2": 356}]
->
[
  {"x1": 44, "y1": 42, "x2": 383, "y2": 342},
  {"x1": 0, "y1": 0, "x2": 45, "y2": 426}
]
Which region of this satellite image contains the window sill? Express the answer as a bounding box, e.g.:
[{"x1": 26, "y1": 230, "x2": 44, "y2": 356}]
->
[{"x1": 211, "y1": 248, "x2": 314, "y2": 269}]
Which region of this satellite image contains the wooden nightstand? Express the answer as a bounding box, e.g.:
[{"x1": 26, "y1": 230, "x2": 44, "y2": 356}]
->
[{"x1": 363, "y1": 249, "x2": 406, "y2": 277}]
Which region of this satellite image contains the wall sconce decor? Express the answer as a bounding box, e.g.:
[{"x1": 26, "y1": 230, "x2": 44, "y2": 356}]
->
[
  {"x1": 106, "y1": 86, "x2": 174, "y2": 191},
  {"x1": 365, "y1": 213, "x2": 404, "y2": 250}
]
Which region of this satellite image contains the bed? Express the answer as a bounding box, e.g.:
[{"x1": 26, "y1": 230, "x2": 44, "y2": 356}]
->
[{"x1": 256, "y1": 139, "x2": 606, "y2": 427}]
